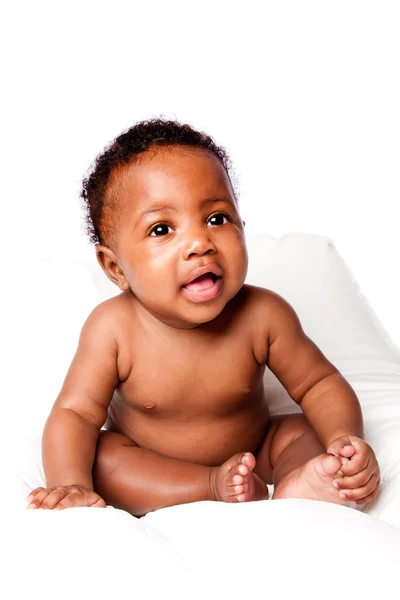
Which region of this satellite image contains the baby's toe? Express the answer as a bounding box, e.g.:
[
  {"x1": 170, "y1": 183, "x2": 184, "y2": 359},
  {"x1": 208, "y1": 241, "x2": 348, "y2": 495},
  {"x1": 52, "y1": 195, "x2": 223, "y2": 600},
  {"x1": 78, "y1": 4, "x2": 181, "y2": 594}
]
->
[
  {"x1": 231, "y1": 473, "x2": 244, "y2": 485},
  {"x1": 228, "y1": 459, "x2": 248, "y2": 477},
  {"x1": 242, "y1": 453, "x2": 256, "y2": 470},
  {"x1": 322, "y1": 454, "x2": 342, "y2": 476},
  {"x1": 228, "y1": 452, "x2": 254, "y2": 476},
  {"x1": 237, "y1": 463, "x2": 249, "y2": 476},
  {"x1": 236, "y1": 492, "x2": 248, "y2": 502}
]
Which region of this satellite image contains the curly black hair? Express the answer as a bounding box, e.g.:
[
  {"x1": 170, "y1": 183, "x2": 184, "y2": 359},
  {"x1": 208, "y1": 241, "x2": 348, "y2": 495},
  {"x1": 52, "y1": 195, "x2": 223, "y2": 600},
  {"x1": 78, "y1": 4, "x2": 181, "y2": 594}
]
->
[{"x1": 80, "y1": 116, "x2": 240, "y2": 247}]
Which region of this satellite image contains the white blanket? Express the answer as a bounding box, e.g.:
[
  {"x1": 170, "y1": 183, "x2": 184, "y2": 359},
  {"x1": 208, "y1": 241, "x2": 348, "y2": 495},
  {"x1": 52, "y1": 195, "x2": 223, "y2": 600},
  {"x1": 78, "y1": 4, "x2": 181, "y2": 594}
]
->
[{"x1": 2, "y1": 499, "x2": 400, "y2": 599}]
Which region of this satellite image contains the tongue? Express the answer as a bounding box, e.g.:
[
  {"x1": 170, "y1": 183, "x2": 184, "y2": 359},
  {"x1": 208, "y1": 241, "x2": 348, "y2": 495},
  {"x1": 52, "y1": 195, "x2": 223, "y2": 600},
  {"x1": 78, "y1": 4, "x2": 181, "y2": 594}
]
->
[{"x1": 184, "y1": 273, "x2": 215, "y2": 292}]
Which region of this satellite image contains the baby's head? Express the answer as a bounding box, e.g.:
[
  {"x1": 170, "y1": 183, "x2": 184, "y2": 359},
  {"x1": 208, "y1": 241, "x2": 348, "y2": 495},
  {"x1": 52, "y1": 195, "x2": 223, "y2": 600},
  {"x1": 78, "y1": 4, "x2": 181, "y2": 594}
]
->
[{"x1": 81, "y1": 117, "x2": 248, "y2": 329}]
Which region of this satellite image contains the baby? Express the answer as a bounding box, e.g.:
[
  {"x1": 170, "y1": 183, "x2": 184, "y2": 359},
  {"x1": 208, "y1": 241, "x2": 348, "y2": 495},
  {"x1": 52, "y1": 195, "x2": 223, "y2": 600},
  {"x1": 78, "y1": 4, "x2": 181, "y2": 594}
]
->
[{"x1": 27, "y1": 118, "x2": 380, "y2": 516}]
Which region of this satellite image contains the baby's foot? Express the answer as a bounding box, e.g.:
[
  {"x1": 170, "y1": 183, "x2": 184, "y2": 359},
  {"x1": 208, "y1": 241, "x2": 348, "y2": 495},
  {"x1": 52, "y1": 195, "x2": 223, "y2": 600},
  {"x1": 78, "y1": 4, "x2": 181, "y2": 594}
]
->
[
  {"x1": 210, "y1": 452, "x2": 269, "y2": 503},
  {"x1": 273, "y1": 453, "x2": 347, "y2": 504}
]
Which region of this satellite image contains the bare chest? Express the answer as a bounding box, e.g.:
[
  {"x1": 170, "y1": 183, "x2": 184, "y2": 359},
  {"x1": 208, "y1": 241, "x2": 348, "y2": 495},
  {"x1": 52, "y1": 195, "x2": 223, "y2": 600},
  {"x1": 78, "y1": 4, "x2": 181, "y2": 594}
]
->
[{"x1": 114, "y1": 331, "x2": 265, "y2": 419}]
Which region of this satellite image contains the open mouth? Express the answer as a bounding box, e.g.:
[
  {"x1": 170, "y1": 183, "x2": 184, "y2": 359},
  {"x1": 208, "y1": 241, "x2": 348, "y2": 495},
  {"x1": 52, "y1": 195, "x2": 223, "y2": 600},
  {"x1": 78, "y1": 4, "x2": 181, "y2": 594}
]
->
[
  {"x1": 183, "y1": 272, "x2": 221, "y2": 292},
  {"x1": 181, "y1": 271, "x2": 223, "y2": 303}
]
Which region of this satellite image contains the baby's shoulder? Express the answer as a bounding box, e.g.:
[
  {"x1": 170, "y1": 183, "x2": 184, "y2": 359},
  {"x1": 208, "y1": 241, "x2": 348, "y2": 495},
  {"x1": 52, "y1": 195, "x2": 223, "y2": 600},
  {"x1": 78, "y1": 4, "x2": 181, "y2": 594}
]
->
[
  {"x1": 86, "y1": 290, "x2": 125, "y2": 317},
  {"x1": 240, "y1": 285, "x2": 299, "y2": 365},
  {"x1": 241, "y1": 283, "x2": 292, "y2": 316},
  {"x1": 83, "y1": 292, "x2": 133, "y2": 340},
  {"x1": 240, "y1": 284, "x2": 299, "y2": 335},
  {"x1": 242, "y1": 283, "x2": 304, "y2": 336},
  {"x1": 84, "y1": 292, "x2": 136, "y2": 381}
]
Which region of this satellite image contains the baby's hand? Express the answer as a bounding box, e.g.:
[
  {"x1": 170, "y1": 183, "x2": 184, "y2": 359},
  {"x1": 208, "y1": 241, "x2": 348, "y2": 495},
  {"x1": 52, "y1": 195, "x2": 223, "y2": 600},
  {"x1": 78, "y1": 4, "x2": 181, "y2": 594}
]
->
[
  {"x1": 26, "y1": 485, "x2": 107, "y2": 510},
  {"x1": 327, "y1": 435, "x2": 380, "y2": 505}
]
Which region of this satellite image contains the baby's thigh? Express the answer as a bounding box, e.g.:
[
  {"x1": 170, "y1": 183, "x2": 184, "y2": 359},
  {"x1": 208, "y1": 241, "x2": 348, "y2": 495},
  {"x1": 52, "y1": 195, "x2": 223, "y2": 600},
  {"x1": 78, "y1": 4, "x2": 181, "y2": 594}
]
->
[{"x1": 254, "y1": 413, "x2": 313, "y2": 483}]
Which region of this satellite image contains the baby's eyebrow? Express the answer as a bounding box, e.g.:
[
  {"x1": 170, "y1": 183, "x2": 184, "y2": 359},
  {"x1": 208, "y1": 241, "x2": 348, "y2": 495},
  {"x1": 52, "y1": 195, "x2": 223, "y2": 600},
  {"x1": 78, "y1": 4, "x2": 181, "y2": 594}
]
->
[{"x1": 134, "y1": 205, "x2": 177, "y2": 229}]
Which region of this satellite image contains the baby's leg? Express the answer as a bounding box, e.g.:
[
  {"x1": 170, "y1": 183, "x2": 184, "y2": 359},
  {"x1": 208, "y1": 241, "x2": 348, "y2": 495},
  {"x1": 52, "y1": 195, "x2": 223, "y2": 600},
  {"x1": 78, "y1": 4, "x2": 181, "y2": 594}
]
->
[
  {"x1": 254, "y1": 414, "x2": 347, "y2": 504},
  {"x1": 92, "y1": 431, "x2": 268, "y2": 517}
]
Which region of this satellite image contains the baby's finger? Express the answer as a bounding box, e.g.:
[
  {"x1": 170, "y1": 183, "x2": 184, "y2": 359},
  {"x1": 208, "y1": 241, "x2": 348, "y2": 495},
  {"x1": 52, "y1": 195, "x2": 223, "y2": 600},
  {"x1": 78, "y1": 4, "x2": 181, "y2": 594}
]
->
[
  {"x1": 39, "y1": 488, "x2": 70, "y2": 510},
  {"x1": 89, "y1": 496, "x2": 107, "y2": 508},
  {"x1": 333, "y1": 464, "x2": 377, "y2": 490},
  {"x1": 337, "y1": 452, "x2": 369, "y2": 477},
  {"x1": 338, "y1": 444, "x2": 356, "y2": 459},
  {"x1": 352, "y1": 479, "x2": 381, "y2": 505},
  {"x1": 53, "y1": 493, "x2": 89, "y2": 510},
  {"x1": 26, "y1": 487, "x2": 45, "y2": 503},
  {"x1": 338, "y1": 473, "x2": 380, "y2": 502},
  {"x1": 27, "y1": 488, "x2": 53, "y2": 509},
  {"x1": 54, "y1": 492, "x2": 106, "y2": 510}
]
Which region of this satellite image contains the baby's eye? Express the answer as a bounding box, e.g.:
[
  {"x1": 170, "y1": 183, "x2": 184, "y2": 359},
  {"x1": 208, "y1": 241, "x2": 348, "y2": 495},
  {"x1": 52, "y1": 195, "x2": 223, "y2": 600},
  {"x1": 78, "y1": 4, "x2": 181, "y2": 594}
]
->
[
  {"x1": 207, "y1": 213, "x2": 231, "y2": 227},
  {"x1": 150, "y1": 223, "x2": 173, "y2": 237}
]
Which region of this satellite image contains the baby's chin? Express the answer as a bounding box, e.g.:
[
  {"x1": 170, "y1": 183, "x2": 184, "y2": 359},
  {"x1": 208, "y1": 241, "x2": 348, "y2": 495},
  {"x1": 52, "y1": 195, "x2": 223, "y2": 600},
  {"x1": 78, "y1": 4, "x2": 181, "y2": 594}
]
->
[
  {"x1": 164, "y1": 306, "x2": 227, "y2": 330},
  {"x1": 142, "y1": 299, "x2": 228, "y2": 330}
]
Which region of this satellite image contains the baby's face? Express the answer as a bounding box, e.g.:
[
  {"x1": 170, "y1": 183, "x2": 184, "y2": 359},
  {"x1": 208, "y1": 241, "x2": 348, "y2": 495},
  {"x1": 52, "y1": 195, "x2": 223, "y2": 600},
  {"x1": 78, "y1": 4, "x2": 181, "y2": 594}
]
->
[{"x1": 98, "y1": 145, "x2": 248, "y2": 329}]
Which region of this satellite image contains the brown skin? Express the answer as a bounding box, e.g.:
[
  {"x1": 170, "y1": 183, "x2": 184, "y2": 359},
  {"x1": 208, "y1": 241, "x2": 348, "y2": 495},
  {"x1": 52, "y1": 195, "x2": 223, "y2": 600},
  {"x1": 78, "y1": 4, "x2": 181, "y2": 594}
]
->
[{"x1": 27, "y1": 146, "x2": 380, "y2": 514}]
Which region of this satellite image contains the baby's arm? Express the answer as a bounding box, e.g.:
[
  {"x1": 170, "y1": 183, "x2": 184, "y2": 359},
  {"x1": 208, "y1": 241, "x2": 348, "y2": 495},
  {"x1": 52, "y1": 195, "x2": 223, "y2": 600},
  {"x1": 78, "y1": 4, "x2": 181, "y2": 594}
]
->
[
  {"x1": 27, "y1": 303, "x2": 119, "y2": 510},
  {"x1": 264, "y1": 291, "x2": 380, "y2": 503},
  {"x1": 265, "y1": 291, "x2": 363, "y2": 445}
]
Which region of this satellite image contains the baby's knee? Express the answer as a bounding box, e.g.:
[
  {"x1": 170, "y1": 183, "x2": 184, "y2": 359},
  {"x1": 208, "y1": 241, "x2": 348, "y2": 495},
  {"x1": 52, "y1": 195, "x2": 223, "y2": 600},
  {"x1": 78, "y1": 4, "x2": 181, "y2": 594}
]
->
[
  {"x1": 269, "y1": 413, "x2": 314, "y2": 463},
  {"x1": 278, "y1": 413, "x2": 313, "y2": 438}
]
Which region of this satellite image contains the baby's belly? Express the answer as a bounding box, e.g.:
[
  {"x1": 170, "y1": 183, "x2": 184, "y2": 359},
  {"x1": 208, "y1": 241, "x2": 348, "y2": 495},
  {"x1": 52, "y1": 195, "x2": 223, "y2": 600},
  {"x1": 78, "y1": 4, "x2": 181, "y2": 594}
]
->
[{"x1": 106, "y1": 403, "x2": 270, "y2": 466}]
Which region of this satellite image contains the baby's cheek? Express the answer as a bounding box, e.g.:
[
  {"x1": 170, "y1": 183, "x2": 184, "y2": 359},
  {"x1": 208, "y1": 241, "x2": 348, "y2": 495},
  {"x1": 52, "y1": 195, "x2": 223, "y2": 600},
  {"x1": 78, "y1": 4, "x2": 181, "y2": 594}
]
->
[{"x1": 232, "y1": 245, "x2": 248, "y2": 279}]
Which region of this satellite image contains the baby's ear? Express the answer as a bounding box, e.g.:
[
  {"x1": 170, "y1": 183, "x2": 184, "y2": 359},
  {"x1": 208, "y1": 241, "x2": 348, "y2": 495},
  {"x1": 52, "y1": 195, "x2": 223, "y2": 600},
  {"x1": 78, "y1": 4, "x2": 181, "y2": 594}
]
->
[{"x1": 96, "y1": 246, "x2": 130, "y2": 291}]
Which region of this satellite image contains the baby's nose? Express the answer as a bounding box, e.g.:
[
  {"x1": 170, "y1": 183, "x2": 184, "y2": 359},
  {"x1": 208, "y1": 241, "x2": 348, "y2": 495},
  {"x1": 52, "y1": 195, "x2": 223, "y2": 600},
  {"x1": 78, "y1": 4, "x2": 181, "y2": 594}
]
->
[{"x1": 182, "y1": 229, "x2": 217, "y2": 259}]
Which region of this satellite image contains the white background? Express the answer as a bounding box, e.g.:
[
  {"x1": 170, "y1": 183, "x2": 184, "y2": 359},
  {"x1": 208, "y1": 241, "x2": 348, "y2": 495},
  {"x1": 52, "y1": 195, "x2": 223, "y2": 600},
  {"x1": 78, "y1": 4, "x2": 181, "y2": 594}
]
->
[{"x1": 1, "y1": 1, "x2": 399, "y2": 348}]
